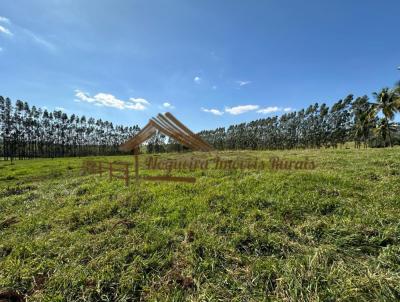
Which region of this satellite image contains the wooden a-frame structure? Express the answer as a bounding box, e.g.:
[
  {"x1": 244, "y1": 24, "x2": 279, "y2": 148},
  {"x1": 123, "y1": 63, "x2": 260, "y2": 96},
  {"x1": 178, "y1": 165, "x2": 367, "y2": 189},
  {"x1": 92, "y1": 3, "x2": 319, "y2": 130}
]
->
[
  {"x1": 119, "y1": 112, "x2": 213, "y2": 183},
  {"x1": 119, "y1": 112, "x2": 213, "y2": 153}
]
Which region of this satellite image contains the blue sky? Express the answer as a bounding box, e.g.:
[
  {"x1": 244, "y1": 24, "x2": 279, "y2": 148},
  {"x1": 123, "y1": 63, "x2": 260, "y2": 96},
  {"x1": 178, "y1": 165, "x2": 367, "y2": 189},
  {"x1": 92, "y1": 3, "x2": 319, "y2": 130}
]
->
[{"x1": 0, "y1": 0, "x2": 399, "y2": 131}]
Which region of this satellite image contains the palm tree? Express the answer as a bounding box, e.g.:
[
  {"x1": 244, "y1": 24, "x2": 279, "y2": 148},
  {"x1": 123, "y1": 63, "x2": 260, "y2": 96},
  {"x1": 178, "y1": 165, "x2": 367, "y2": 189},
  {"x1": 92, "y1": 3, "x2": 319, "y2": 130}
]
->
[
  {"x1": 395, "y1": 80, "x2": 400, "y2": 91},
  {"x1": 395, "y1": 81, "x2": 400, "y2": 107},
  {"x1": 371, "y1": 88, "x2": 400, "y2": 147},
  {"x1": 374, "y1": 118, "x2": 398, "y2": 147}
]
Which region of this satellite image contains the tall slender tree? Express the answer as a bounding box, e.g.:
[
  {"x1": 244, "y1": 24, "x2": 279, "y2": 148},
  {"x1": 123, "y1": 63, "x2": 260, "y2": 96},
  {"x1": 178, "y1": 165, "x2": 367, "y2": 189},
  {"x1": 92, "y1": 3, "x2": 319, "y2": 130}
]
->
[{"x1": 371, "y1": 88, "x2": 400, "y2": 147}]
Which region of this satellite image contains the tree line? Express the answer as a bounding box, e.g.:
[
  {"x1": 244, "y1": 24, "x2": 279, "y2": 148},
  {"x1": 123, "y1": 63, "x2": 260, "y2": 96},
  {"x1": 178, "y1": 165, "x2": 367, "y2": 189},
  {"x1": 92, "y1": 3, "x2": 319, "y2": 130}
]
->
[
  {"x1": 1, "y1": 83, "x2": 399, "y2": 160},
  {"x1": 198, "y1": 84, "x2": 400, "y2": 150},
  {"x1": 0, "y1": 97, "x2": 140, "y2": 161}
]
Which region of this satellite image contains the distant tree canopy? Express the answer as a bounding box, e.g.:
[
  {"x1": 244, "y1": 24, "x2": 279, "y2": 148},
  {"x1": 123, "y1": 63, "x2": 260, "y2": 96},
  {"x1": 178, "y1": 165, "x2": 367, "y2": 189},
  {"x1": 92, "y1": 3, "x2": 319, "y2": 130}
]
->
[
  {"x1": 1, "y1": 83, "x2": 399, "y2": 160},
  {"x1": 198, "y1": 85, "x2": 400, "y2": 150},
  {"x1": 0, "y1": 96, "x2": 140, "y2": 160}
]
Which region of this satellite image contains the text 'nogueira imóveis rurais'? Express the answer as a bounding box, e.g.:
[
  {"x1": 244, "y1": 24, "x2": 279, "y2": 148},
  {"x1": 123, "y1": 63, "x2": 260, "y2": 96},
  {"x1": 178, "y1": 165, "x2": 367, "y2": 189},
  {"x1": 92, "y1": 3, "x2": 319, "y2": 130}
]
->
[{"x1": 145, "y1": 156, "x2": 316, "y2": 173}]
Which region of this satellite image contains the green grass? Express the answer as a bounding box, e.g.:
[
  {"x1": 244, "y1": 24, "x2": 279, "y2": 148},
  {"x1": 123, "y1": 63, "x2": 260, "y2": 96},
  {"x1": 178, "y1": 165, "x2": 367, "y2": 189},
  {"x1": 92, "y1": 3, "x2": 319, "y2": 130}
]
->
[{"x1": 0, "y1": 148, "x2": 400, "y2": 301}]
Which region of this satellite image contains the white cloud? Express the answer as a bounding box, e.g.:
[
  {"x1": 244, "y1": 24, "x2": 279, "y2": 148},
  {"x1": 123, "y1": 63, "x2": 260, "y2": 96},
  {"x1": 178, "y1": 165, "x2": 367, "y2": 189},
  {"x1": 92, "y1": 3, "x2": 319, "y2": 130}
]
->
[
  {"x1": 256, "y1": 106, "x2": 294, "y2": 114},
  {"x1": 163, "y1": 102, "x2": 174, "y2": 109},
  {"x1": 55, "y1": 107, "x2": 65, "y2": 111},
  {"x1": 129, "y1": 98, "x2": 150, "y2": 105},
  {"x1": 0, "y1": 16, "x2": 10, "y2": 24},
  {"x1": 125, "y1": 99, "x2": 147, "y2": 110},
  {"x1": 257, "y1": 106, "x2": 280, "y2": 114},
  {"x1": 236, "y1": 80, "x2": 251, "y2": 87},
  {"x1": 194, "y1": 76, "x2": 201, "y2": 84},
  {"x1": 74, "y1": 90, "x2": 94, "y2": 103},
  {"x1": 0, "y1": 25, "x2": 12, "y2": 36},
  {"x1": 92, "y1": 93, "x2": 126, "y2": 109},
  {"x1": 0, "y1": 47, "x2": 3, "y2": 52},
  {"x1": 201, "y1": 107, "x2": 224, "y2": 116},
  {"x1": 225, "y1": 105, "x2": 259, "y2": 115},
  {"x1": 200, "y1": 104, "x2": 293, "y2": 116},
  {"x1": 74, "y1": 90, "x2": 150, "y2": 110},
  {"x1": 212, "y1": 85, "x2": 217, "y2": 90}
]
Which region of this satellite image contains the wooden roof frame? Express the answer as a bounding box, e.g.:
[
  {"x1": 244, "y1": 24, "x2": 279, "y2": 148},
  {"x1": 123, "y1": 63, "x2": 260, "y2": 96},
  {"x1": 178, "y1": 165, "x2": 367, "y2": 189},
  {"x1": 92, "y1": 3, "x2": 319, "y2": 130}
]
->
[{"x1": 119, "y1": 112, "x2": 213, "y2": 152}]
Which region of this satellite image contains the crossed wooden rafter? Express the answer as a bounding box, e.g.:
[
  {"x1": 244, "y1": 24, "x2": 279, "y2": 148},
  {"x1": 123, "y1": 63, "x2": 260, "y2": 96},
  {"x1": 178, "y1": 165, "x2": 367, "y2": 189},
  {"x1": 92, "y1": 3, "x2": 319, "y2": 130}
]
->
[
  {"x1": 119, "y1": 112, "x2": 213, "y2": 152},
  {"x1": 117, "y1": 112, "x2": 213, "y2": 183}
]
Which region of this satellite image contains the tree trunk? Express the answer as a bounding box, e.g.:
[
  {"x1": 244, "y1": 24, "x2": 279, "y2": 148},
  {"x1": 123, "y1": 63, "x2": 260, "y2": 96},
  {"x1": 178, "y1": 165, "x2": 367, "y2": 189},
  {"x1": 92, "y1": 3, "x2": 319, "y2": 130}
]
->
[{"x1": 385, "y1": 116, "x2": 393, "y2": 147}]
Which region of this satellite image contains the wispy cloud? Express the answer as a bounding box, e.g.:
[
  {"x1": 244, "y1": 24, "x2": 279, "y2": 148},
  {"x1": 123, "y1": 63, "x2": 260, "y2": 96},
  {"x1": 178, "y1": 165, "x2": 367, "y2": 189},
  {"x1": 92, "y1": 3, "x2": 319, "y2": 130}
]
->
[
  {"x1": 0, "y1": 47, "x2": 3, "y2": 52},
  {"x1": 125, "y1": 98, "x2": 150, "y2": 110},
  {"x1": 163, "y1": 102, "x2": 174, "y2": 109},
  {"x1": 0, "y1": 16, "x2": 10, "y2": 24},
  {"x1": 236, "y1": 80, "x2": 251, "y2": 87},
  {"x1": 129, "y1": 98, "x2": 149, "y2": 105},
  {"x1": 23, "y1": 29, "x2": 56, "y2": 51},
  {"x1": 257, "y1": 106, "x2": 294, "y2": 114},
  {"x1": 212, "y1": 85, "x2": 217, "y2": 90},
  {"x1": 257, "y1": 106, "x2": 280, "y2": 114},
  {"x1": 0, "y1": 16, "x2": 12, "y2": 36},
  {"x1": 74, "y1": 90, "x2": 150, "y2": 110},
  {"x1": 201, "y1": 107, "x2": 224, "y2": 116},
  {"x1": 0, "y1": 16, "x2": 55, "y2": 51},
  {"x1": 194, "y1": 76, "x2": 201, "y2": 84},
  {"x1": 225, "y1": 104, "x2": 259, "y2": 115},
  {"x1": 0, "y1": 25, "x2": 12, "y2": 36},
  {"x1": 202, "y1": 104, "x2": 293, "y2": 116}
]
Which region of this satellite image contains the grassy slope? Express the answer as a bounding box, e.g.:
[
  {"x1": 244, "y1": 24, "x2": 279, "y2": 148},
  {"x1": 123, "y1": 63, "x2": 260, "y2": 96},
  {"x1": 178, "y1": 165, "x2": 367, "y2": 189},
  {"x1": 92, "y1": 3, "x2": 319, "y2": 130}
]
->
[{"x1": 0, "y1": 148, "x2": 399, "y2": 301}]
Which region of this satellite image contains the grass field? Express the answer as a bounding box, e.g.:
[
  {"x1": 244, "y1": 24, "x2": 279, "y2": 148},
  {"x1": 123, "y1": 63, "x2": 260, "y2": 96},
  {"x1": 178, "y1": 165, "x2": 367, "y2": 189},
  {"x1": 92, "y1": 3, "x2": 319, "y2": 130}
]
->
[{"x1": 0, "y1": 148, "x2": 400, "y2": 301}]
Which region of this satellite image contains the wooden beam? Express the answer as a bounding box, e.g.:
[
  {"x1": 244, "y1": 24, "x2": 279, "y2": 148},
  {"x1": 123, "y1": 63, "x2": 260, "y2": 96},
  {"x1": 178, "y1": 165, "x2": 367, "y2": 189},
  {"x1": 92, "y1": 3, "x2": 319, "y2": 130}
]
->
[
  {"x1": 133, "y1": 147, "x2": 139, "y2": 184},
  {"x1": 156, "y1": 114, "x2": 208, "y2": 151},
  {"x1": 142, "y1": 176, "x2": 196, "y2": 183},
  {"x1": 119, "y1": 122, "x2": 155, "y2": 151},
  {"x1": 164, "y1": 112, "x2": 213, "y2": 151},
  {"x1": 151, "y1": 118, "x2": 200, "y2": 150}
]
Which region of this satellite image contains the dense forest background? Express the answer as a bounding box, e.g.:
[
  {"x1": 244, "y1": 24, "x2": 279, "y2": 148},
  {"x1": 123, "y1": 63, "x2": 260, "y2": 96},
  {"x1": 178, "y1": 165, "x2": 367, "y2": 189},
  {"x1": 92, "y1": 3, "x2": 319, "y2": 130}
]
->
[
  {"x1": 0, "y1": 97, "x2": 140, "y2": 160},
  {"x1": 1, "y1": 83, "x2": 399, "y2": 160},
  {"x1": 199, "y1": 91, "x2": 400, "y2": 151}
]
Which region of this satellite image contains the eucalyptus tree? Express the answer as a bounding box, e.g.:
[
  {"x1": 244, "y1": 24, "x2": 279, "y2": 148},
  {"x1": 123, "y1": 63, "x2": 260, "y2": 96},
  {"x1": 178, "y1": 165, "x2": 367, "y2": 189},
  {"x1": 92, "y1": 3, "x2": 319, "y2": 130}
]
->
[
  {"x1": 326, "y1": 95, "x2": 353, "y2": 148},
  {"x1": 0, "y1": 97, "x2": 140, "y2": 160},
  {"x1": 146, "y1": 131, "x2": 166, "y2": 153},
  {"x1": 0, "y1": 96, "x2": 5, "y2": 158},
  {"x1": 2, "y1": 87, "x2": 400, "y2": 160},
  {"x1": 2, "y1": 98, "x2": 13, "y2": 161},
  {"x1": 352, "y1": 96, "x2": 376, "y2": 148}
]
